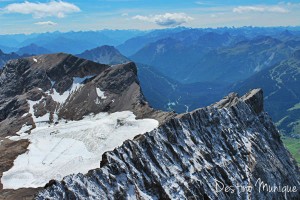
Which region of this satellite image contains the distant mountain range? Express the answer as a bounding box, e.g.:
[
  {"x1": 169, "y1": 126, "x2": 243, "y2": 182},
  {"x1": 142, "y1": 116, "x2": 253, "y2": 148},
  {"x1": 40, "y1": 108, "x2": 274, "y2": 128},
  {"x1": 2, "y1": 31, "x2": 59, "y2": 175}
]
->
[
  {"x1": 131, "y1": 34, "x2": 299, "y2": 83},
  {"x1": 0, "y1": 45, "x2": 17, "y2": 53},
  {"x1": 16, "y1": 43, "x2": 51, "y2": 56},
  {"x1": 79, "y1": 43, "x2": 300, "y2": 138},
  {"x1": 233, "y1": 50, "x2": 300, "y2": 137},
  {"x1": 77, "y1": 45, "x2": 227, "y2": 113},
  {"x1": 77, "y1": 45, "x2": 129, "y2": 65},
  {"x1": 1, "y1": 44, "x2": 51, "y2": 68},
  {"x1": 117, "y1": 27, "x2": 189, "y2": 56},
  {"x1": 1, "y1": 27, "x2": 300, "y2": 138},
  {"x1": 117, "y1": 26, "x2": 300, "y2": 57},
  {"x1": 0, "y1": 50, "x2": 20, "y2": 68},
  {"x1": 0, "y1": 30, "x2": 146, "y2": 54}
]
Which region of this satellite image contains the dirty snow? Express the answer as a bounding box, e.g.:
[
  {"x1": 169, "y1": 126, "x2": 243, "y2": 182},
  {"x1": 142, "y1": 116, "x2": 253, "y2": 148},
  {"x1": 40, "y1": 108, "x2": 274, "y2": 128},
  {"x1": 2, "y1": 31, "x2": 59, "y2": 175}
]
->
[
  {"x1": 48, "y1": 76, "x2": 94, "y2": 105},
  {"x1": 94, "y1": 98, "x2": 101, "y2": 105},
  {"x1": 28, "y1": 100, "x2": 50, "y2": 123},
  {"x1": 2, "y1": 111, "x2": 158, "y2": 189},
  {"x1": 96, "y1": 88, "x2": 106, "y2": 99}
]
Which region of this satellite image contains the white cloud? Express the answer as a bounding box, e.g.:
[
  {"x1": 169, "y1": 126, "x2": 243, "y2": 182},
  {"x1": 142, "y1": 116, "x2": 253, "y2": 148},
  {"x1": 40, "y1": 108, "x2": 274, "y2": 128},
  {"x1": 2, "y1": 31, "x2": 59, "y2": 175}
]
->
[
  {"x1": 233, "y1": 5, "x2": 289, "y2": 14},
  {"x1": 35, "y1": 21, "x2": 57, "y2": 26},
  {"x1": 132, "y1": 13, "x2": 193, "y2": 27},
  {"x1": 3, "y1": 1, "x2": 80, "y2": 18}
]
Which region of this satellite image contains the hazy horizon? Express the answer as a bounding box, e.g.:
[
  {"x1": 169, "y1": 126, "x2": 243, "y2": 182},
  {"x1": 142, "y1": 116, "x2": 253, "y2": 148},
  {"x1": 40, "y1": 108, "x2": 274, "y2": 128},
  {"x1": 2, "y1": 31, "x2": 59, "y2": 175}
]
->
[
  {"x1": 1, "y1": 25, "x2": 300, "y2": 36},
  {"x1": 1, "y1": 0, "x2": 300, "y2": 34}
]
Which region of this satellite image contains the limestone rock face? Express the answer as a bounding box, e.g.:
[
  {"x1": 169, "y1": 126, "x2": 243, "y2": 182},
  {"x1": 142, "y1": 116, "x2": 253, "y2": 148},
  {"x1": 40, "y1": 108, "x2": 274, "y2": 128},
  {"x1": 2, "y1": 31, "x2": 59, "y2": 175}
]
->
[
  {"x1": 0, "y1": 53, "x2": 171, "y2": 137},
  {"x1": 36, "y1": 89, "x2": 300, "y2": 200}
]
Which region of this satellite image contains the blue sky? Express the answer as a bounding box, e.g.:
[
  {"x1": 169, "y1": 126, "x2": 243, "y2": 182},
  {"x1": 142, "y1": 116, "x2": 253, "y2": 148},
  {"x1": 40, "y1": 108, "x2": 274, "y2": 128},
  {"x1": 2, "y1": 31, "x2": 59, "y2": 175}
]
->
[{"x1": 0, "y1": 0, "x2": 300, "y2": 34}]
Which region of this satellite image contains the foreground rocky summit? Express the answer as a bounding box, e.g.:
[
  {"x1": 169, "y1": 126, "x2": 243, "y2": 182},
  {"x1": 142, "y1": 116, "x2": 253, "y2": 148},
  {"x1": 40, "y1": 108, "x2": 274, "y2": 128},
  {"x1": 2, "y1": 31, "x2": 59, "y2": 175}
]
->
[{"x1": 37, "y1": 89, "x2": 300, "y2": 200}]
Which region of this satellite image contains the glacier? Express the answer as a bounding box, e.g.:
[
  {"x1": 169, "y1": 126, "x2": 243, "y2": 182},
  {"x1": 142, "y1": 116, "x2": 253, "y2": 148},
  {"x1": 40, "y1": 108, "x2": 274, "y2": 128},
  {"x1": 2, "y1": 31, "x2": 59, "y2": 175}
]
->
[{"x1": 2, "y1": 111, "x2": 158, "y2": 189}]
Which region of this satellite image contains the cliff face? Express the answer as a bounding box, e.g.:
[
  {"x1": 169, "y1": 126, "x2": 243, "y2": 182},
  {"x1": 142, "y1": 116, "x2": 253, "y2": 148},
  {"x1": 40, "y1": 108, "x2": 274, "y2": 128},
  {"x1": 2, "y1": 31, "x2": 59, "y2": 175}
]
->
[
  {"x1": 0, "y1": 53, "x2": 171, "y2": 137},
  {"x1": 0, "y1": 53, "x2": 106, "y2": 137},
  {"x1": 36, "y1": 89, "x2": 300, "y2": 200}
]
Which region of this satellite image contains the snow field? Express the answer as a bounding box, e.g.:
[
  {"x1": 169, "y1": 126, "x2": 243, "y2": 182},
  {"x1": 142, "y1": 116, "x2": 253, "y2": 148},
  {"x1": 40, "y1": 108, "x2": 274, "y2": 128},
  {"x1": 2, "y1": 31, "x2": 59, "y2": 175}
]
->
[{"x1": 2, "y1": 111, "x2": 158, "y2": 189}]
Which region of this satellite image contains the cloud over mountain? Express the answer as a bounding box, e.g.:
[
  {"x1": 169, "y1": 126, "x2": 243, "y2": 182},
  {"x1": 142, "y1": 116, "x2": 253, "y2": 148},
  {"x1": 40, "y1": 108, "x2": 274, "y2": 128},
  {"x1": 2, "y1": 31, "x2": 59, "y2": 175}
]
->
[
  {"x1": 133, "y1": 13, "x2": 193, "y2": 27},
  {"x1": 35, "y1": 21, "x2": 57, "y2": 26}
]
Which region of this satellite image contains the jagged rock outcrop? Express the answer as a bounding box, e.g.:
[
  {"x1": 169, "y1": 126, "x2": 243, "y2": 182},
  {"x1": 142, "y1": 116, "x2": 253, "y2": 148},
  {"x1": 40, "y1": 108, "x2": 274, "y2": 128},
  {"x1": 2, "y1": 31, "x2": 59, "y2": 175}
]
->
[{"x1": 36, "y1": 89, "x2": 300, "y2": 200}]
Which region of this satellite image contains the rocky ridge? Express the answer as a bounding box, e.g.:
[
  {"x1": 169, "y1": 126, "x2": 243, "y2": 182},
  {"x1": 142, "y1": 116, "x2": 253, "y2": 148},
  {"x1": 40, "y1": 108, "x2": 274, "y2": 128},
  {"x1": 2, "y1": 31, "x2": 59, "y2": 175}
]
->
[
  {"x1": 0, "y1": 53, "x2": 171, "y2": 138},
  {"x1": 36, "y1": 89, "x2": 300, "y2": 199}
]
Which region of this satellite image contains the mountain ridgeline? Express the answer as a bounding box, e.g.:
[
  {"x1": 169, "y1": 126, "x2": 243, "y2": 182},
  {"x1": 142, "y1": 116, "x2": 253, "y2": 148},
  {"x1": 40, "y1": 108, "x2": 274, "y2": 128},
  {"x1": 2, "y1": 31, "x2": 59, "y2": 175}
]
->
[
  {"x1": 0, "y1": 30, "x2": 146, "y2": 55},
  {"x1": 131, "y1": 34, "x2": 298, "y2": 84},
  {"x1": 16, "y1": 43, "x2": 52, "y2": 56},
  {"x1": 0, "y1": 53, "x2": 171, "y2": 137},
  {"x1": 74, "y1": 42, "x2": 300, "y2": 137},
  {"x1": 77, "y1": 45, "x2": 129, "y2": 65}
]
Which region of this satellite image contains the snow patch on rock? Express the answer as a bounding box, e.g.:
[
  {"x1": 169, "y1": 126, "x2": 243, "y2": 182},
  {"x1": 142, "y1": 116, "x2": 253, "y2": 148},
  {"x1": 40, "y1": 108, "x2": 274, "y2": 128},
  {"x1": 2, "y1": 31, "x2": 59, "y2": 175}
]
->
[
  {"x1": 2, "y1": 111, "x2": 158, "y2": 189},
  {"x1": 28, "y1": 100, "x2": 50, "y2": 123},
  {"x1": 48, "y1": 76, "x2": 94, "y2": 105},
  {"x1": 96, "y1": 88, "x2": 106, "y2": 99}
]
